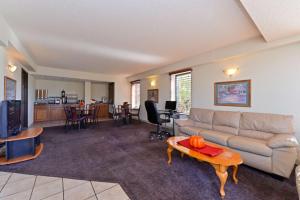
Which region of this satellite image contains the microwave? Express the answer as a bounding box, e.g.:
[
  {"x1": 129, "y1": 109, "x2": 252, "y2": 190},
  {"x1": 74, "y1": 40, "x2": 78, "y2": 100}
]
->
[{"x1": 48, "y1": 97, "x2": 61, "y2": 104}]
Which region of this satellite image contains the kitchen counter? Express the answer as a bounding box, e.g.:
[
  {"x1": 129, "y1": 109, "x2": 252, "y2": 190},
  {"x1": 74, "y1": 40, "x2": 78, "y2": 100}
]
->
[
  {"x1": 34, "y1": 104, "x2": 67, "y2": 122},
  {"x1": 34, "y1": 103, "x2": 110, "y2": 123}
]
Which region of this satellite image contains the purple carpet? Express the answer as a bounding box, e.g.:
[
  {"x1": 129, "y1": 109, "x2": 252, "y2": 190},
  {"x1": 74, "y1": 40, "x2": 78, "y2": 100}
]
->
[{"x1": 0, "y1": 121, "x2": 297, "y2": 200}]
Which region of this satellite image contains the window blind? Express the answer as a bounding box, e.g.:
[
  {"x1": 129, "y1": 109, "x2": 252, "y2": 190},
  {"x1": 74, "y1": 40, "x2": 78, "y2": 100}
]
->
[
  {"x1": 131, "y1": 81, "x2": 140, "y2": 109},
  {"x1": 175, "y1": 72, "x2": 192, "y2": 113}
]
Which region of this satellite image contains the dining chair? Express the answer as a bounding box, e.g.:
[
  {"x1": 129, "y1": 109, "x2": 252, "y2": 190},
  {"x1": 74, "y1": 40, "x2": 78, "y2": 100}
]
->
[
  {"x1": 87, "y1": 104, "x2": 100, "y2": 125},
  {"x1": 120, "y1": 103, "x2": 131, "y2": 124},
  {"x1": 85, "y1": 104, "x2": 91, "y2": 112},
  {"x1": 85, "y1": 104, "x2": 95, "y2": 124},
  {"x1": 129, "y1": 105, "x2": 141, "y2": 123},
  {"x1": 70, "y1": 107, "x2": 86, "y2": 130},
  {"x1": 112, "y1": 104, "x2": 122, "y2": 124},
  {"x1": 63, "y1": 106, "x2": 72, "y2": 130},
  {"x1": 95, "y1": 104, "x2": 101, "y2": 124}
]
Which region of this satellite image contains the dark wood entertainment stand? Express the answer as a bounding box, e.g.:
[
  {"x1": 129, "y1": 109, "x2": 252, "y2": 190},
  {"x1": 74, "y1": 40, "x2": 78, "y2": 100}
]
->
[{"x1": 0, "y1": 127, "x2": 44, "y2": 165}]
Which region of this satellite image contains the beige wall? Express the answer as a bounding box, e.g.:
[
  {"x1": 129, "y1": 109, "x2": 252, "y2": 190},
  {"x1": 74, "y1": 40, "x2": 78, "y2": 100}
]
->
[
  {"x1": 91, "y1": 82, "x2": 109, "y2": 101},
  {"x1": 84, "y1": 81, "x2": 91, "y2": 104},
  {"x1": 0, "y1": 46, "x2": 35, "y2": 126},
  {"x1": 0, "y1": 46, "x2": 5, "y2": 101},
  {"x1": 28, "y1": 75, "x2": 35, "y2": 126},
  {"x1": 6, "y1": 64, "x2": 34, "y2": 127},
  {"x1": 130, "y1": 42, "x2": 300, "y2": 141},
  {"x1": 0, "y1": 47, "x2": 23, "y2": 101},
  {"x1": 34, "y1": 66, "x2": 130, "y2": 106},
  {"x1": 0, "y1": 16, "x2": 38, "y2": 127},
  {"x1": 139, "y1": 75, "x2": 170, "y2": 123},
  {"x1": 35, "y1": 78, "x2": 85, "y2": 99},
  {"x1": 4, "y1": 61, "x2": 22, "y2": 100},
  {"x1": 191, "y1": 44, "x2": 300, "y2": 111}
]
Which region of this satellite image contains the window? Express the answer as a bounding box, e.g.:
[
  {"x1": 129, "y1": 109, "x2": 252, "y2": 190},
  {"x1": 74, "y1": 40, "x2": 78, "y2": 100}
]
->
[
  {"x1": 131, "y1": 80, "x2": 140, "y2": 109},
  {"x1": 171, "y1": 70, "x2": 192, "y2": 114}
]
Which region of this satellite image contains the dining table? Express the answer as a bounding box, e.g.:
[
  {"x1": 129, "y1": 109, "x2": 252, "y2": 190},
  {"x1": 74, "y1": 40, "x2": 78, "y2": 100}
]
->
[{"x1": 74, "y1": 106, "x2": 95, "y2": 128}]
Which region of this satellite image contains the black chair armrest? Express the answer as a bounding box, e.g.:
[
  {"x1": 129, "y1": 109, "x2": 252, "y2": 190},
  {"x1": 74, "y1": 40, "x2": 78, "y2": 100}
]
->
[{"x1": 159, "y1": 112, "x2": 170, "y2": 118}]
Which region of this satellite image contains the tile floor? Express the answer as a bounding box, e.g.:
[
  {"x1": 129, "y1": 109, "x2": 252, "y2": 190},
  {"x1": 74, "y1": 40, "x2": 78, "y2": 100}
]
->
[{"x1": 0, "y1": 172, "x2": 130, "y2": 200}]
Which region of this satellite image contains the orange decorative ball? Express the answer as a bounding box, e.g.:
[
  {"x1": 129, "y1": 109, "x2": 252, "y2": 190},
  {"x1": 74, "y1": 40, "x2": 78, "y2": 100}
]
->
[{"x1": 189, "y1": 136, "x2": 205, "y2": 148}]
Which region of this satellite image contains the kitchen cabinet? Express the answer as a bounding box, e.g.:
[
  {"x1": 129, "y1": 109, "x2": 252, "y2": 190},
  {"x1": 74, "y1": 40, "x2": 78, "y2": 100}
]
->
[
  {"x1": 97, "y1": 103, "x2": 109, "y2": 119},
  {"x1": 34, "y1": 104, "x2": 66, "y2": 122},
  {"x1": 34, "y1": 105, "x2": 49, "y2": 122},
  {"x1": 34, "y1": 103, "x2": 110, "y2": 123},
  {"x1": 49, "y1": 105, "x2": 66, "y2": 121}
]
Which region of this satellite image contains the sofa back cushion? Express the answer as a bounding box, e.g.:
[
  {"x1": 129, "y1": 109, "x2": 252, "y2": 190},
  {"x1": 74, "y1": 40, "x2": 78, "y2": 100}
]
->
[
  {"x1": 189, "y1": 108, "x2": 214, "y2": 130},
  {"x1": 239, "y1": 112, "x2": 294, "y2": 140},
  {"x1": 212, "y1": 111, "x2": 241, "y2": 135}
]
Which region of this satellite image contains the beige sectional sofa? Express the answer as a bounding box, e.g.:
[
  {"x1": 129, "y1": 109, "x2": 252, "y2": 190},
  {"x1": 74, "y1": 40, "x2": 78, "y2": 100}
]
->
[
  {"x1": 296, "y1": 165, "x2": 300, "y2": 199},
  {"x1": 175, "y1": 108, "x2": 299, "y2": 178}
]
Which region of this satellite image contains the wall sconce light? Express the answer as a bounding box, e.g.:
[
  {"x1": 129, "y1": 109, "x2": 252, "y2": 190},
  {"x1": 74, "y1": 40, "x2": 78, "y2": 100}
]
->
[
  {"x1": 223, "y1": 67, "x2": 239, "y2": 77},
  {"x1": 150, "y1": 80, "x2": 156, "y2": 87},
  {"x1": 8, "y1": 64, "x2": 17, "y2": 73}
]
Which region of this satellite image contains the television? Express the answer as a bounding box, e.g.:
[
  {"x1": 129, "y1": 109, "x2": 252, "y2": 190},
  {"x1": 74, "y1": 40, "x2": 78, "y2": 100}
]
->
[
  {"x1": 165, "y1": 101, "x2": 177, "y2": 111},
  {"x1": 0, "y1": 100, "x2": 22, "y2": 138}
]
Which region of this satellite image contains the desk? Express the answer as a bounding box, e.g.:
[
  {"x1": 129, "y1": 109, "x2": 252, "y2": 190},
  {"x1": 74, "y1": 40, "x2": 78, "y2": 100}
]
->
[{"x1": 159, "y1": 110, "x2": 186, "y2": 136}]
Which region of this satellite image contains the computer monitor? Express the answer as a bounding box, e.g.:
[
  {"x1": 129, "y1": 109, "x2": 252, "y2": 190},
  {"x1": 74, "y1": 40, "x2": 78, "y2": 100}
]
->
[{"x1": 165, "y1": 101, "x2": 176, "y2": 111}]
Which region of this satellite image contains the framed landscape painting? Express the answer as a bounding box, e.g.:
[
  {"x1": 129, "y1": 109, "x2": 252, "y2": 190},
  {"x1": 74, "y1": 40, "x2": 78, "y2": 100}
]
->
[
  {"x1": 147, "y1": 89, "x2": 159, "y2": 103},
  {"x1": 4, "y1": 76, "x2": 16, "y2": 100},
  {"x1": 214, "y1": 80, "x2": 251, "y2": 107}
]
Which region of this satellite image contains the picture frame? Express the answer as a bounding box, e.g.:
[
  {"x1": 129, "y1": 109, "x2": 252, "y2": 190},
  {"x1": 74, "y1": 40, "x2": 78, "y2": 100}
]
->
[
  {"x1": 4, "y1": 76, "x2": 17, "y2": 100},
  {"x1": 147, "y1": 89, "x2": 159, "y2": 103},
  {"x1": 214, "y1": 79, "x2": 251, "y2": 107}
]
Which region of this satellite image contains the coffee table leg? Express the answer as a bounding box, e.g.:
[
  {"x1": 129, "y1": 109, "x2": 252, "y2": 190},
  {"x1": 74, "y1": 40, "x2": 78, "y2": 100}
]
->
[
  {"x1": 167, "y1": 145, "x2": 174, "y2": 165},
  {"x1": 232, "y1": 165, "x2": 239, "y2": 184},
  {"x1": 212, "y1": 164, "x2": 228, "y2": 198}
]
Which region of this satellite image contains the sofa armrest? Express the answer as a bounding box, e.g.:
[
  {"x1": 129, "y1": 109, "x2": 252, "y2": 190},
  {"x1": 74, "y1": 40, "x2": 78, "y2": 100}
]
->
[
  {"x1": 267, "y1": 134, "x2": 299, "y2": 148},
  {"x1": 174, "y1": 119, "x2": 194, "y2": 127}
]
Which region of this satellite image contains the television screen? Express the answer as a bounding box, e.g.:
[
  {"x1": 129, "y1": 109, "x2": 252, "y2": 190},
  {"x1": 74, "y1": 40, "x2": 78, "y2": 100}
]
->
[{"x1": 0, "y1": 100, "x2": 21, "y2": 138}]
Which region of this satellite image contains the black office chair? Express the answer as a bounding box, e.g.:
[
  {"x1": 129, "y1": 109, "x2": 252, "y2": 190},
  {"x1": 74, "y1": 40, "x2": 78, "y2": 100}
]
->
[{"x1": 145, "y1": 100, "x2": 171, "y2": 140}]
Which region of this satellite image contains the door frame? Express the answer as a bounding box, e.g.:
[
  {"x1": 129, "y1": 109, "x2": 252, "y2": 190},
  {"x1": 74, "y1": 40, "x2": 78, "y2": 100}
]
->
[{"x1": 21, "y1": 69, "x2": 28, "y2": 128}]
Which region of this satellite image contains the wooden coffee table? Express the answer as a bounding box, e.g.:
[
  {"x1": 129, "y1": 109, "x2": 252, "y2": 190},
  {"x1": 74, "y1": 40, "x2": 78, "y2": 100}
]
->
[{"x1": 167, "y1": 136, "x2": 243, "y2": 198}]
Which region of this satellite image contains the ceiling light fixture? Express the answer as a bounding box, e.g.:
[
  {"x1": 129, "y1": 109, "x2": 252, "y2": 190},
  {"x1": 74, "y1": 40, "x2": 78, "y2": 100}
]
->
[
  {"x1": 8, "y1": 64, "x2": 17, "y2": 73},
  {"x1": 150, "y1": 80, "x2": 156, "y2": 87},
  {"x1": 223, "y1": 67, "x2": 239, "y2": 77}
]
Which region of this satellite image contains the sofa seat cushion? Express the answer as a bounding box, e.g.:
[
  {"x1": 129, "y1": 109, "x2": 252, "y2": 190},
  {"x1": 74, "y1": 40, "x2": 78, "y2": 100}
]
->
[
  {"x1": 198, "y1": 130, "x2": 234, "y2": 146},
  {"x1": 179, "y1": 126, "x2": 203, "y2": 136},
  {"x1": 228, "y1": 136, "x2": 272, "y2": 157}
]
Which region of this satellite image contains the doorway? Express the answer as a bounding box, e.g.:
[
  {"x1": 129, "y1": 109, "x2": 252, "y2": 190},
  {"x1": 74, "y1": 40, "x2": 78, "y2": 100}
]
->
[
  {"x1": 21, "y1": 69, "x2": 28, "y2": 128},
  {"x1": 108, "y1": 82, "x2": 115, "y2": 118}
]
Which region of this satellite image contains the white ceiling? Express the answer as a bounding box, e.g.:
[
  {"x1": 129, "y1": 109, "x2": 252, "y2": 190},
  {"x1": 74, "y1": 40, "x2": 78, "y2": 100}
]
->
[
  {"x1": 240, "y1": 0, "x2": 300, "y2": 42},
  {"x1": 0, "y1": 0, "x2": 260, "y2": 75}
]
